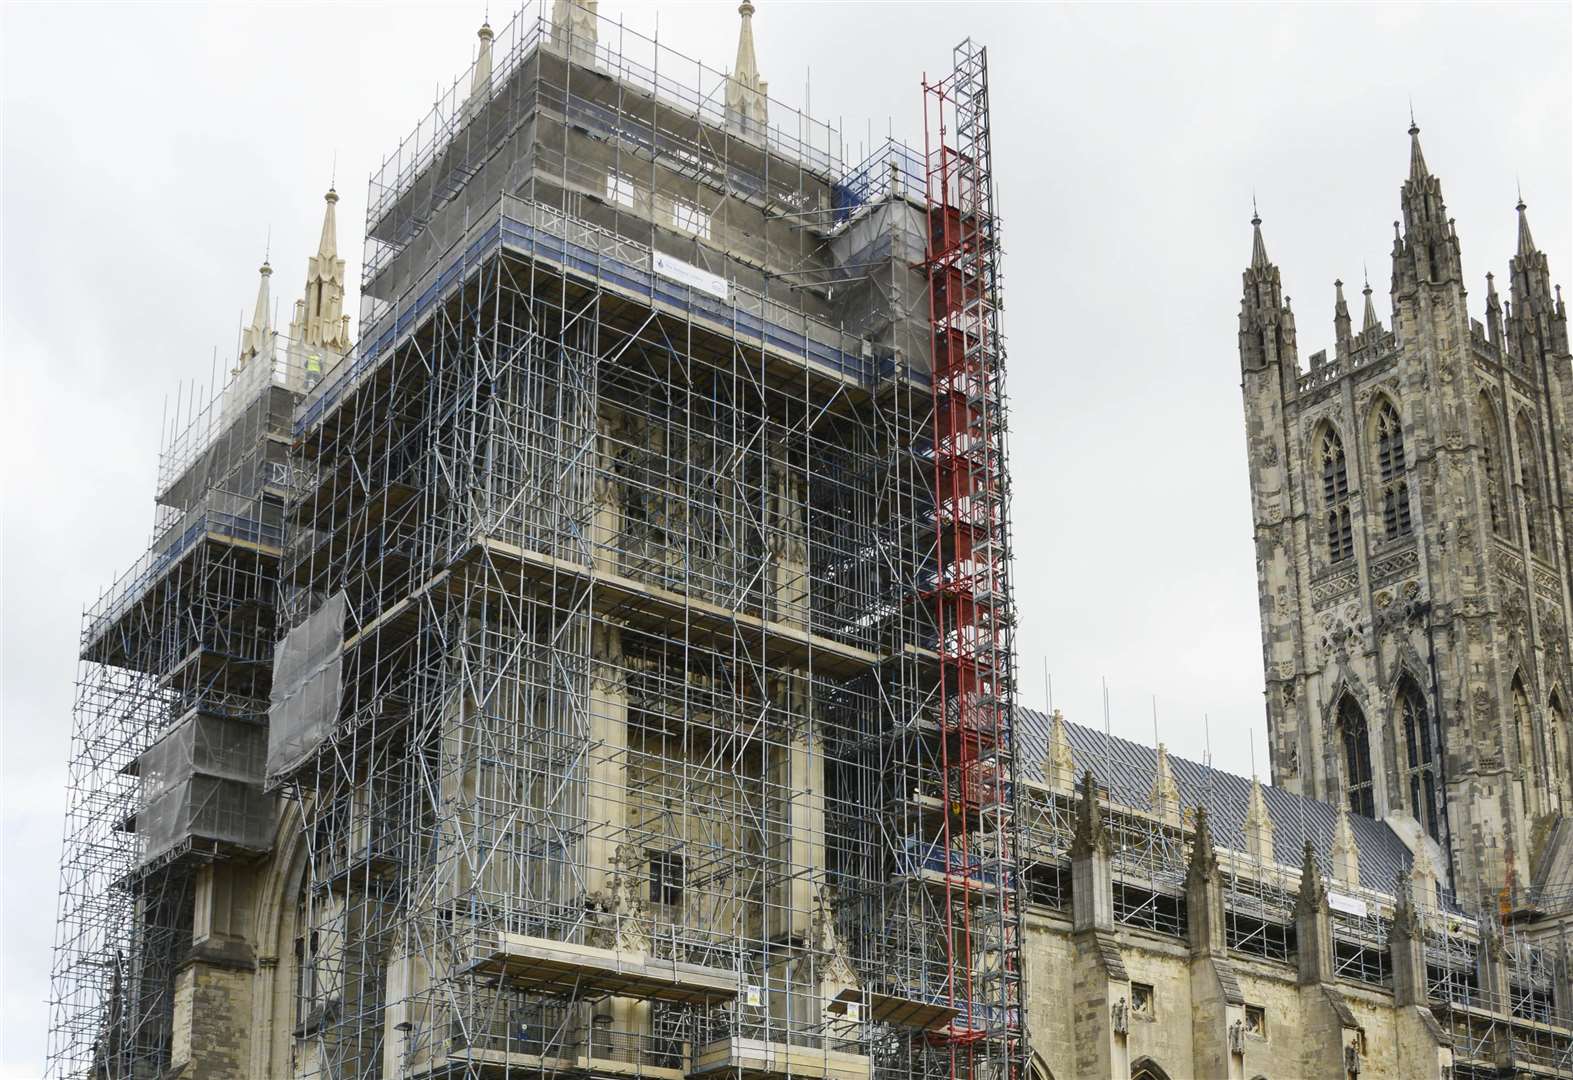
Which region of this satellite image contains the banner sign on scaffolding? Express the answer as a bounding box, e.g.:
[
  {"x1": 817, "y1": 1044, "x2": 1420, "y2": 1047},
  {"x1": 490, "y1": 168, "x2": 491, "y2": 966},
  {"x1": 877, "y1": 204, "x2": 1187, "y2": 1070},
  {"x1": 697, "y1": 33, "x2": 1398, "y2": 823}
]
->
[{"x1": 653, "y1": 251, "x2": 728, "y2": 300}]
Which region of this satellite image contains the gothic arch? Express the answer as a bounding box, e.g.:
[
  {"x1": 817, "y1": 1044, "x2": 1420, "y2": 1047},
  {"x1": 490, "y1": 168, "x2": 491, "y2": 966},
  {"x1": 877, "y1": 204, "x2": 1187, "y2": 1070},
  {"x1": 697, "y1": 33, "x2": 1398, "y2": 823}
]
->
[
  {"x1": 250, "y1": 797, "x2": 311, "y2": 1078},
  {"x1": 1368, "y1": 395, "x2": 1412, "y2": 539},
  {"x1": 1314, "y1": 421, "x2": 1353, "y2": 563},
  {"x1": 1479, "y1": 393, "x2": 1510, "y2": 535},
  {"x1": 1511, "y1": 672, "x2": 1545, "y2": 819},
  {"x1": 1028, "y1": 1050, "x2": 1055, "y2": 1080},
  {"x1": 1549, "y1": 690, "x2": 1569, "y2": 806},
  {"x1": 1336, "y1": 693, "x2": 1376, "y2": 818},
  {"x1": 1395, "y1": 674, "x2": 1441, "y2": 840},
  {"x1": 1131, "y1": 1059, "x2": 1173, "y2": 1080},
  {"x1": 1515, "y1": 411, "x2": 1549, "y2": 557}
]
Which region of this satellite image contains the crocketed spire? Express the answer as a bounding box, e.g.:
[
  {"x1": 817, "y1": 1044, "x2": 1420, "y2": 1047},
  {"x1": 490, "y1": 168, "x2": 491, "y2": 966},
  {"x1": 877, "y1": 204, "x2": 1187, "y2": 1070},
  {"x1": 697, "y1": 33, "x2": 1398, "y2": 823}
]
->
[
  {"x1": 725, "y1": 2, "x2": 768, "y2": 137},
  {"x1": 1407, "y1": 117, "x2": 1429, "y2": 183},
  {"x1": 238, "y1": 258, "x2": 274, "y2": 370},
  {"x1": 1333, "y1": 278, "x2": 1352, "y2": 352},
  {"x1": 470, "y1": 18, "x2": 494, "y2": 102},
  {"x1": 1250, "y1": 206, "x2": 1270, "y2": 270},
  {"x1": 1361, "y1": 272, "x2": 1380, "y2": 332},
  {"x1": 289, "y1": 186, "x2": 353, "y2": 386},
  {"x1": 1517, "y1": 193, "x2": 1537, "y2": 258}
]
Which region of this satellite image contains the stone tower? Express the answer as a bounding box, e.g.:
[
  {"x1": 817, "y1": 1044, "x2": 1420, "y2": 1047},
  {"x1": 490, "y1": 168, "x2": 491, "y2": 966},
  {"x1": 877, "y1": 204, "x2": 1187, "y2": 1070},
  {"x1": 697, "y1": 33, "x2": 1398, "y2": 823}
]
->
[{"x1": 1240, "y1": 122, "x2": 1573, "y2": 904}]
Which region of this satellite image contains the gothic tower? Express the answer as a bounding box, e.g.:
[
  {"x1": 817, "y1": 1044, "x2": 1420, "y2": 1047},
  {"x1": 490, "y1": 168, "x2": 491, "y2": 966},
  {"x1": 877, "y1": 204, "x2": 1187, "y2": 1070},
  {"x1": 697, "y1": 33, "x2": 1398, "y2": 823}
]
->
[{"x1": 1240, "y1": 123, "x2": 1573, "y2": 904}]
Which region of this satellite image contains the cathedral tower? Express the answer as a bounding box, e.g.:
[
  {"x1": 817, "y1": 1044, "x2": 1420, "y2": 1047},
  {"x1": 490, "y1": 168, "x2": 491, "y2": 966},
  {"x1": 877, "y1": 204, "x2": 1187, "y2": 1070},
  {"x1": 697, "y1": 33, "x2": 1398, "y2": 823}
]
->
[{"x1": 1241, "y1": 124, "x2": 1573, "y2": 903}]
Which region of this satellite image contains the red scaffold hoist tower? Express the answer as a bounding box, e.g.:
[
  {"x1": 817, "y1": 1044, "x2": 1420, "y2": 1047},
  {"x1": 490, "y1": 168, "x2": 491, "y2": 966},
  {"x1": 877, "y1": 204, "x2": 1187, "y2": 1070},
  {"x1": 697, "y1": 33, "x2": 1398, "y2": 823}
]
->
[{"x1": 922, "y1": 38, "x2": 1025, "y2": 1080}]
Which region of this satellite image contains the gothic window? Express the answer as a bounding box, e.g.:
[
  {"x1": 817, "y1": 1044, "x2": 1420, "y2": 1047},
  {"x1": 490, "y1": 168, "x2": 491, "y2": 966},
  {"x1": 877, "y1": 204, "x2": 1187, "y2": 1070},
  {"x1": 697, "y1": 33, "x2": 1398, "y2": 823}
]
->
[
  {"x1": 1550, "y1": 693, "x2": 1568, "y2": 802},
  {"x1": 293, "y1": 897, "x2": 321, "y2": 1035},
  {"x1": 1338, "y1": 695, "x2": 1376, "y2": 818},
  {"x1": 1513, "y1": 675, "x2": 1543, "y2": 808},
  {"x1": 1374, "y1": 398, "x2": 1412, "y2": 539},
  {"x1": 1516, "y1": 412, "x2": 1548, "y2": 557},
  {"x1": 649, "y1": 849, "x2": 685, "y2": 907},
  {"x1": 1481, "y1": 396, "x2": 1509, "y2": 536},
  {"x1": 1319, "y1": 426, "x2": 1354, "y2": 562},
  {"x1": 1399, "y1": 677, "x2": 1441, "y2": 841}
]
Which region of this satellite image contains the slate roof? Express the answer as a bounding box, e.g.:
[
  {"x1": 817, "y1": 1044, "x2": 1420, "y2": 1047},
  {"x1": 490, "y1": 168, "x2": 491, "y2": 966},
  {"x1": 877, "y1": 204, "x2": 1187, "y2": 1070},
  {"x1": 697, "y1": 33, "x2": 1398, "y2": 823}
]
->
[{"x1": 1014, "y1": 707, "x2": 1415, "y2": 897}]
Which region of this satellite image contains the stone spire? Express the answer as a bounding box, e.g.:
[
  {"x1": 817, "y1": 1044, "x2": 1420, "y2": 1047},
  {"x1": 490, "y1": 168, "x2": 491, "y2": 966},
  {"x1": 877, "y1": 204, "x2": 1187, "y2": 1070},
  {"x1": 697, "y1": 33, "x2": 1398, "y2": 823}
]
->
[
  {"x1": 1243, "y1": 775, "x2": 1275, "y2": 863},
  {"x1": 1361, "y1": 272, "x2": 1380, "y2": 333},
  {"x1": 725, "y1": 2, "x2": 768, "y2": 138},
  {"x1": 1150, "y1": 743, "x2": 1181, "y2": 826},
  {"x1": 1509, "y1": 188, "x2": 1557, "y2": 334},
  {"x1": 1485, "y1": 271, "x2": 1504, "y2": 345},
  {"x1": 289, "y1": 187, "x2": 353, "y2": 386},
  {"x1": 470, "y1": 18, "x2": 494, "y2": 103},
  {"x1": 1329, "y1": 805, "x2": 1361, "y2": 888},
  {"x1": 1188, "y1": 803, "x2": 1219, "y2": 881},
  {"x1": 1294, "y1": 838, "x2": 1327, "y2": 917},
  {"x1": 1333, "y1": 278, "x2": 1352, "y2": 355},
  {"x1": 1249, "y1": 205, "x2": 1270, "y2": 270},
  {"x1": 1516, "y1": 191, "x2": 1537, "y2": 258},
  {"x1": 1071, "y1": 770, "x2": 1111, "y2": 858},
  {"x1": 238, "y1": 258, "x2": 274, "y2": 371},
  {"x1": 1045, "y1": 709, "x2": 1076, "y2": 792},
  {"x1": 1395, "y1": 119, "x2": 1460, "y2": 286},
  {"x1": 1239, "y1": 204, "x2": 1295, "y2": 380},
  {"x1": 1407, "y1": 117, "x2": 1429, "y2": 183}
]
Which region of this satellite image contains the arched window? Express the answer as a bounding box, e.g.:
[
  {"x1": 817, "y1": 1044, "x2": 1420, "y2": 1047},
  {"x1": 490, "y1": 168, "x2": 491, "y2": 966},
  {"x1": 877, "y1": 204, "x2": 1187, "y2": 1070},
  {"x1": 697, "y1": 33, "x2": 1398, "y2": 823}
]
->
[
  {"x1": 1398, "y1": 677, "x2": 1441, "y2": 840},
  {"x1": 1480, "y1": 395, "x2": 1509, "y2": 536},
  {"x1": 1132, "y1": 1060, "x2": 1173, "y2": 1080},
  {"x1": 1549, "y1": 692, "x2": 1568, "y2": 804},
  {"x1": 1319, "y1": 425, "x2": 1354, "y2": 562},
  {"x1": 1374, "y1": 398, "x2": 1412, "y2": 539},
  {"x1": 1515, "y1": 412, "x2": 1548, "y2": 557},
  {"x1": 1513, "y1": 674, "x2": 1544, "y2": 814},
  {"x1": 1338, "y1": 695, "x2": 1376, "y2": 818}
]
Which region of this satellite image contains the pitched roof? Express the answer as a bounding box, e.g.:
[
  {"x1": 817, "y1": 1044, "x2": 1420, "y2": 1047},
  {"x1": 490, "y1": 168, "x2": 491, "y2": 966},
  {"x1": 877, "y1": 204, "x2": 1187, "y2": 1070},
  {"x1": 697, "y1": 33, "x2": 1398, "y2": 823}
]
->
[{"x1": 1014, "y1": 708, "x2": 1414, "y2": 895}]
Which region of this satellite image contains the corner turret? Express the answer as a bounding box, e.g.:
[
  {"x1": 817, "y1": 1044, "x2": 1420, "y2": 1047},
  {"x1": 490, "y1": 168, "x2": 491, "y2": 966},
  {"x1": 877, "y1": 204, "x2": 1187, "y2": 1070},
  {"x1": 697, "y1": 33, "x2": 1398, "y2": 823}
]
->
[{"x1": 1393, "y1": 120, "x2": 1463, "y2": 290}]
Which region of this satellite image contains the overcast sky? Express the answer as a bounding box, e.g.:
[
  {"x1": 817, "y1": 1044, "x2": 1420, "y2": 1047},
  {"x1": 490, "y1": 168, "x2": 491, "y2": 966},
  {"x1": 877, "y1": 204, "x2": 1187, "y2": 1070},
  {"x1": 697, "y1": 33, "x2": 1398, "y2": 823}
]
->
[{"x1": 2, "y1": 1, "x2": 1569, "y2": 1073}]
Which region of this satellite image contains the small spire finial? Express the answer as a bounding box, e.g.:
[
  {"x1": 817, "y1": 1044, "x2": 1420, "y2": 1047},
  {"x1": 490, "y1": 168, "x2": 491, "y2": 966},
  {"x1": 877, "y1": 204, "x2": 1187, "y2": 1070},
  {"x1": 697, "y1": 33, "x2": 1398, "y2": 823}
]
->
[
  {"x1": 1516, "y1": 189, "x2": 1537, "y2": 257},
  {"x1": 264, "y1": 224, "x2": 271, "y2": 266},
  {"x1": 1408, "y1": 97, "x2": 1417, "y2": 134},
  {"x1": 725, "y1": 0, "x2": 767, "y2": 135},
  {"x1": 1406, "y1": 115, "x2": 1429, "y2": 181},
  {"x1": 1249, "y1": 198, "x2": 1270, "y2": 269}
]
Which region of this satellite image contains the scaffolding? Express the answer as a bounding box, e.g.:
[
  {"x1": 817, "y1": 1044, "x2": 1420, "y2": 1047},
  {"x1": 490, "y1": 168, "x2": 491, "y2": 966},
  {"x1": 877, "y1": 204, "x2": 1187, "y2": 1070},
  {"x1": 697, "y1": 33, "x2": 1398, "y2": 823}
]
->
[
  {"x1": 64, "y1": 7, "x2": 1573, "y2": 1080},
  {"x1": 48, "y1": 335, "x2": 306, "y2": 1077},
  {"x1": 254, "y1": 6, "x2": 1018, "y2": 1080}
]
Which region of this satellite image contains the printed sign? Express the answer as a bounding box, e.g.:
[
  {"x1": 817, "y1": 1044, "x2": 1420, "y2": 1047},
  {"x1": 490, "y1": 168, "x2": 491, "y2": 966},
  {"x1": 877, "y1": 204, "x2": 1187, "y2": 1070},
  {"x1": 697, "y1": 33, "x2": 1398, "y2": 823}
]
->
[
  {"x1": 653, "y1": 250, "x2": 729, "y2": 300},
  {"x1": 1327, "y1": 891, "x2": 1368, "y2": 917}
]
